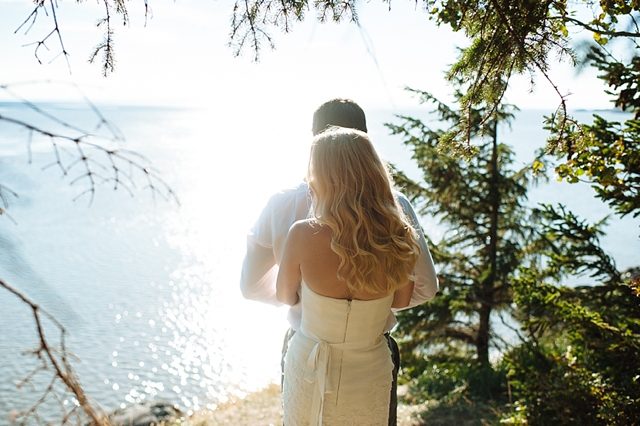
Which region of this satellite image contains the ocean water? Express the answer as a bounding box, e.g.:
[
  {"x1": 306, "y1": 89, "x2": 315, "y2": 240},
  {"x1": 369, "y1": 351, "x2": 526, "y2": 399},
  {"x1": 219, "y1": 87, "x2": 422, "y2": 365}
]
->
[{"x1": 0, "y1": 103, "x2": 638, "y2": 423}]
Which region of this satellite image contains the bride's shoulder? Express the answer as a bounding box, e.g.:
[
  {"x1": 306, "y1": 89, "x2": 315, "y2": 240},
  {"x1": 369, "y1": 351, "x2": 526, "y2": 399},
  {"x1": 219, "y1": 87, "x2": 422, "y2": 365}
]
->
[
  {"x1": 288, "y1": 219, "x2": 329, "y2": 240},
  {"x1": 291, "y1": 218, "x2": 322, "y2": 231}
]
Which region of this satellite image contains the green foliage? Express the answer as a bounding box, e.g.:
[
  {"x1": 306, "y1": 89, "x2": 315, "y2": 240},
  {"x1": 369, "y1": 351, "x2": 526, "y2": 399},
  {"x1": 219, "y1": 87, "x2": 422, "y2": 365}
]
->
[
  {"x1": 587, "y1": 46, "x2": 640, "y2": 115},
  {"x1": 501, "y1": 205, "x2": 640, "y2": 425},
  {"x1": 401, "y1": 348, "x2": 507, "y2": 426},
  {"x1": 379, "y1": 3, "x2": 640, "y2": 422},
  {"x1": 528, "y1": 204, "x2": 619, "y2": 282},
  {"x1": 550, "y1": 46, "x2": 640, "y2": 218},
  {"x1": 504, "y1": 342, "x2": 620, "y2": 425},
  {"x1": 390, "y1": 87, "x2": 534, "y2": 378},
  {"x1": 392, "y1": 88, "x2": 639, "y2": 423},
  {"x1": 554, "y1": 115, "x2": 640, "y2": 218},
  {"x1": 403, "y1": 353, "x2": 508, "y2": 404},
  {"x1": 428, "y1": 1, "x2": 573, "y2": 150},
  {"x1": 564, "y1": 0, "x2": 640, "y2": 44},
  {"x1": 423, "y1": 0, "x2": 640, "y2": 156},
  {"x1": 505, "y1": 279, "x2": 640, "y2": 425}
]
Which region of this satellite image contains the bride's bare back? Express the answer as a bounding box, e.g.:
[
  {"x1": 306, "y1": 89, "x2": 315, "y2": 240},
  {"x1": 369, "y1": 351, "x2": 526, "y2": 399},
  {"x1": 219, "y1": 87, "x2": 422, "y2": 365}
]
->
[{"x1": 276, "y1": 219, "x2": 414, "y2": 308}]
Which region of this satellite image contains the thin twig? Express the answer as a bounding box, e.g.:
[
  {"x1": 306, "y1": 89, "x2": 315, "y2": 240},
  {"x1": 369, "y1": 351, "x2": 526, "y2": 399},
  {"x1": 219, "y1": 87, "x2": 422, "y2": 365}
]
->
[
  {"x1": 0, "y1": 278, "x2": 111, "y2": 425},
  {"x1": 0, "y1": 83, "x2": 179, "y2": 217}
]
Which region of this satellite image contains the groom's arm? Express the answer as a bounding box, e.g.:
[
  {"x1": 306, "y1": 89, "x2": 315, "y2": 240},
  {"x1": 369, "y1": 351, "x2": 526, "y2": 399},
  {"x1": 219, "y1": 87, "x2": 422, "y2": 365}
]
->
[
  {"x1": 240, "y1": 195, "x2": 284, "y2": 307},
  {"x1": 240, "y1": 238, "x2": 283, "y2": 306},
  {"x1": 240, "y1": 185, "x2": 309, "y2": 306},
  {"x1": 395, "y1": 193, "x2": 439, "y2": 310}
]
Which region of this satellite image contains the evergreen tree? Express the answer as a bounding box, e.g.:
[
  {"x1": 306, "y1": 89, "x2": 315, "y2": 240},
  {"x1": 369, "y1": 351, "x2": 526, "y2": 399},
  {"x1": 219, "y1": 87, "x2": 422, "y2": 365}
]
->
[
  {"x1": 387, "y1": 85, "x2": 533, "y2": 397},
  {"x1": 388, "y1": 83, "x2": 640, "y2": 424}
]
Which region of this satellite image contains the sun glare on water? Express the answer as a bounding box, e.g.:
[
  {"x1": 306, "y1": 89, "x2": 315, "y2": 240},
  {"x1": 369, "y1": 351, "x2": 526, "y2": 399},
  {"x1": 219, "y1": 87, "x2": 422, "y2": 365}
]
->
[{"x1": 138, "y1": 106, "x2": 312, "y2": 408}]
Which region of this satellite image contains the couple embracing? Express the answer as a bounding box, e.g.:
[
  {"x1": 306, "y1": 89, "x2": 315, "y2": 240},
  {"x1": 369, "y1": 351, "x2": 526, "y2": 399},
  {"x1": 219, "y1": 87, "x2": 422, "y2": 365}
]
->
[{"x1": 241, "y1": 99, "x2": 438, "y2": 425}]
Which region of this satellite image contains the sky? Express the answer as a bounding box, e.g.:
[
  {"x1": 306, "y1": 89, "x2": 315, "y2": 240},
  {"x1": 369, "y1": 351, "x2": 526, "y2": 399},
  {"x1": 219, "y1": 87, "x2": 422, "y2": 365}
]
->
[{"x1": 0, "y1": 0, "x2": 616, "y2": 113}]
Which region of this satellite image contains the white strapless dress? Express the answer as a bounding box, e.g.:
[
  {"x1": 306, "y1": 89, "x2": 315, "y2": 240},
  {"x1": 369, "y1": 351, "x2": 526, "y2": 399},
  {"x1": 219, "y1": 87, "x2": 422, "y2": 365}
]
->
[{"x1": 283, "y1": 282, "x2": 394, "y2": 426}]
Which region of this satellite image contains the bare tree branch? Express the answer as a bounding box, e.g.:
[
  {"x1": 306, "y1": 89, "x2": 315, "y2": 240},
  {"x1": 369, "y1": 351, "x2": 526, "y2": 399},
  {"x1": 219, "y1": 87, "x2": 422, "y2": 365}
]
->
[
  {"x1": 16, "y1": 0, "x2": 72, "y2": 72},
  {"x1": 14, "y1": 0, "x2": 132, "y2": 75},
  {"x1": 0, "y1": 82, "x2": 179, "y2": 217},
  {"x1": 0, "y1": 279, "x2": 112, "y2": 426}
]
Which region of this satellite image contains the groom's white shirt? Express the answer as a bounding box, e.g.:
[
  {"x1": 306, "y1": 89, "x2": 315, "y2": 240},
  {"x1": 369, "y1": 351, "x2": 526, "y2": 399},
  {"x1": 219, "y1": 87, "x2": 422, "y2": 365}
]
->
[{"x1": 240, "y1": 181, "x2": 439, "y2": 332}]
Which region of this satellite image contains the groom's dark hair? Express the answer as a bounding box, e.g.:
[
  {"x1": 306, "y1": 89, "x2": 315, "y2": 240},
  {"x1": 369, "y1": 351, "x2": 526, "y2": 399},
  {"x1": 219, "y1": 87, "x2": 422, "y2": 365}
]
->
[{"x1": 312, "y1": 98, "x2": 368, "y2": 136}]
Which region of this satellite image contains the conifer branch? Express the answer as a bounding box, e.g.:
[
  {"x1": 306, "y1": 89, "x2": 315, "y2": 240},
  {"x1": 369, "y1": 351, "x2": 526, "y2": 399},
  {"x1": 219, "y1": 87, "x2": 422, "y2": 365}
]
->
[{"x1": 563, "y1": 16, "x2": 640, "y2": 39}]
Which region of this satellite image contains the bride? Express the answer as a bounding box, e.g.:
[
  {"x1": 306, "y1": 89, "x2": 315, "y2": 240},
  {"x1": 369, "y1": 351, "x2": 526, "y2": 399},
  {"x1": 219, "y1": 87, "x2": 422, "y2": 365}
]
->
[{"x1": 276, "y1": 126, "x2": 421, "y2": 425}]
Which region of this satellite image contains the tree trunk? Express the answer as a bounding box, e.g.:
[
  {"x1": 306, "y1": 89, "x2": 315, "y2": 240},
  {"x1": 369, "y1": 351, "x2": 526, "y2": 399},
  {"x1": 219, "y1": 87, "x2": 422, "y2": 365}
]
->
[
  {"x1": 477, "y1": 117, "x2": 500, "y2": 367},
  {"x1": 477, "y1": 303, "x2": 492, "y2": 366}
]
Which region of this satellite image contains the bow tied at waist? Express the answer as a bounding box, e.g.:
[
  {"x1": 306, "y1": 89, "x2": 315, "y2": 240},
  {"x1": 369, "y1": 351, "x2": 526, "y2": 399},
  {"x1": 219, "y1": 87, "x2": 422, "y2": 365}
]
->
[{"x1": 301, "y1": 330, "x2": 385, "y2": 426}]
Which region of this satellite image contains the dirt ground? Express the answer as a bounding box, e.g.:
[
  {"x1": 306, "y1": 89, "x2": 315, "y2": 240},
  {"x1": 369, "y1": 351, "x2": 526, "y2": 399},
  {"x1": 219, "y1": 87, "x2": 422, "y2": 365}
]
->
[{"x1": 183, "y1": 384, "x2": 424, "y2": 426}]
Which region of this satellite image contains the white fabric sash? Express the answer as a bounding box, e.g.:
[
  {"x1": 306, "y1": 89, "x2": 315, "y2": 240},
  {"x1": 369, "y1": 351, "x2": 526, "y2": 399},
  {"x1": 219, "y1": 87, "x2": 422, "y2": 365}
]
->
[{"x1": 300, "y1": 328, "x2": 384, "y2": 426}]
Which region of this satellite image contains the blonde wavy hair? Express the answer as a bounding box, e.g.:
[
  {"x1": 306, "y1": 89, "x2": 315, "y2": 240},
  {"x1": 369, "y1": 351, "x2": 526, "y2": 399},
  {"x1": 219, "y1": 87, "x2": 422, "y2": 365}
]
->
[{"x1": 307, "y1": 127, "x2": 421, "y2": 295}]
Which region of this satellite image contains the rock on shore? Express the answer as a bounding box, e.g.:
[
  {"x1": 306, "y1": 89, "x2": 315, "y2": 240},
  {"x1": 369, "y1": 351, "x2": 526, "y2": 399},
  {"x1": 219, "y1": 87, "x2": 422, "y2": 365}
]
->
[{"x1": 107, "y1": 401, "x2": 182, "y2": 426}]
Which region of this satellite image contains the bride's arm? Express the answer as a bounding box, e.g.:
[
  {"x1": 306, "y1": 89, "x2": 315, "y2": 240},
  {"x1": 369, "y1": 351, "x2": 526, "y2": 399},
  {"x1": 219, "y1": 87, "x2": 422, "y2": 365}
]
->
[
  {"x1": 276, "y1": 222, "x2": 304, "y2": 306},
  {"x1": 392, "y1": 281, "x2": 415, "y2": 309}
]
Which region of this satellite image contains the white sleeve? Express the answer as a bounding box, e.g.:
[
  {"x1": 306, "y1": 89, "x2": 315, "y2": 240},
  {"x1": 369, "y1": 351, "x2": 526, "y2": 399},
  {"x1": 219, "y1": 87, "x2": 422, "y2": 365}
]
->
[
  {"x1": 395, "y1": 193, "x2": 439, "y2": 310},
  {"x1": 239, "y1": 195, "x2": 284, "y2": 307}
]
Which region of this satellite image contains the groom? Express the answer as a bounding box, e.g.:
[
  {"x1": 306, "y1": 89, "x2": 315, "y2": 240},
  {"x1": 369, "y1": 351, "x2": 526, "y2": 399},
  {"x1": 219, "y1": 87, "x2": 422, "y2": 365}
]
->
[{"x1": 240, "y1": 98, "x2": 438, "y2": 425}]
